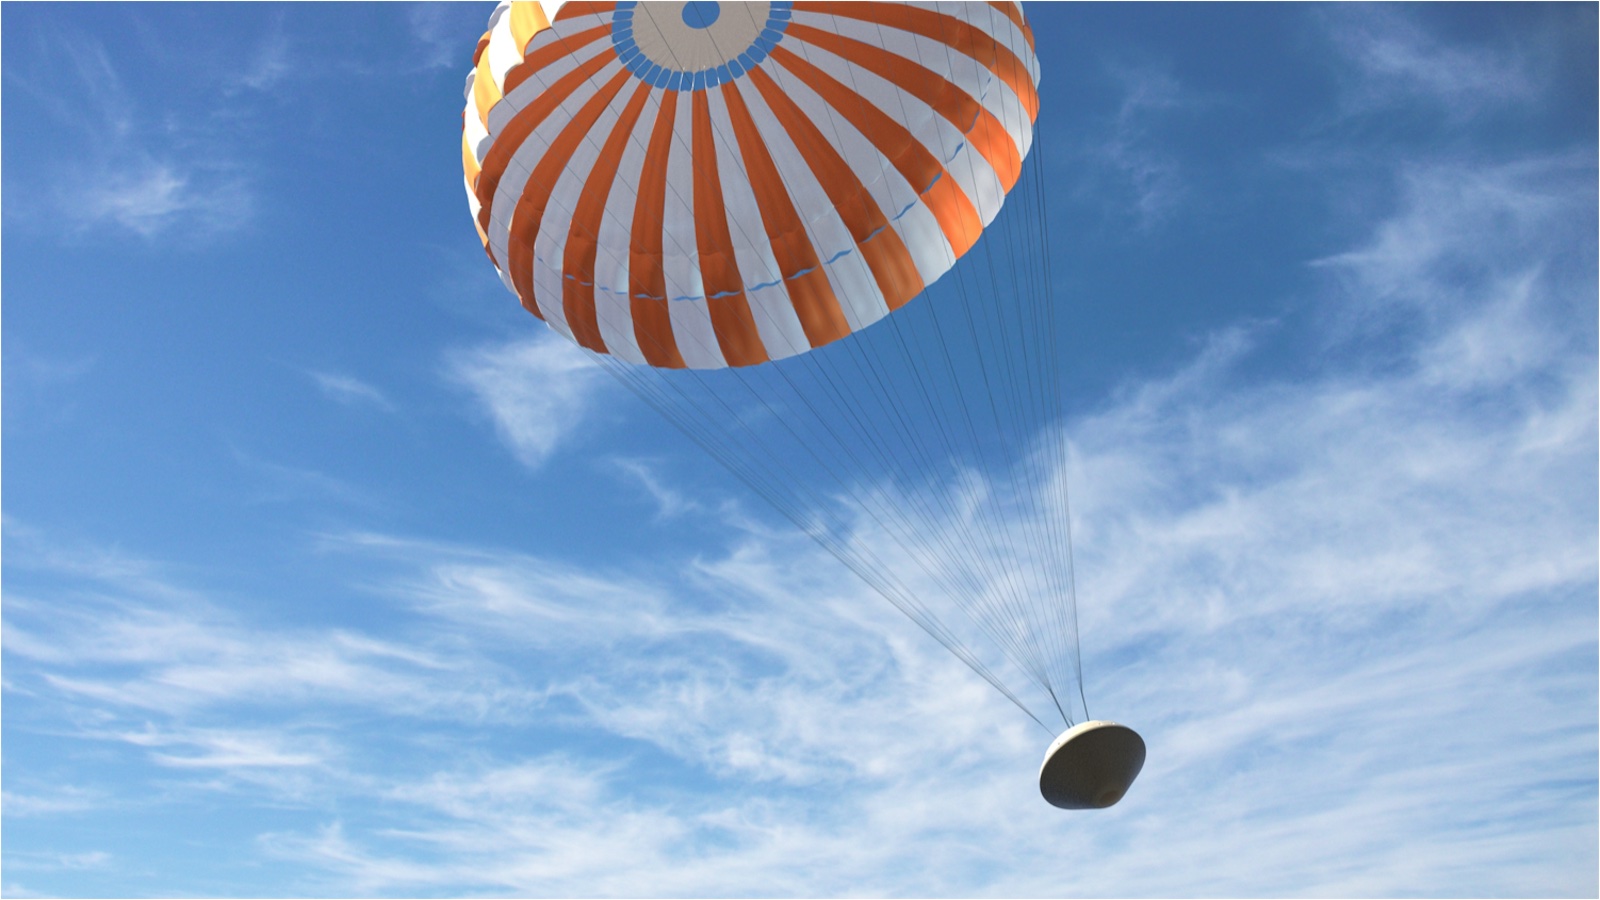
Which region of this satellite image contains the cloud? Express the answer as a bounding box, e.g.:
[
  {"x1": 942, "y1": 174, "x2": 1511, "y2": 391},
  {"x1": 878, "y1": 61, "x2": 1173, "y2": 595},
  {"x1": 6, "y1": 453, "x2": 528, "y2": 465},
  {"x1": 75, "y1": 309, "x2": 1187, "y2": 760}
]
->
[
  {"x1": 1, "y1": 531, "x2": 531, "y2": 728},
  {"x1": 233, "y1": 21, "x2": 292, "y2": 93},
  {"x1": 1066, "y1": 157, "x2": 1594, "y2": 638},
  {"x1": 1313, "y1": 157, "x2": 1593, "y2": 326},
  {"x1": 1, "y1": 786, "x2": 105, "y2": 818},
  {"x1": 110, "y1": 725, "x2": 328, "y2": 770},
  {"x1": 62, "y1": 158, "x2": 253, "y2": 239},
  {"x1": 305, "y1": 370, "x2": 395, "y2": 412},
  {"x1": 406, "y1": 4, "x2": 465, "y2": 72},
  {"x1": 50, "y1": 35, "x2": 135, "y2": 138},
  {"x1": 1, "y1": 345, "x2": 96, "y2": 433},
  {"x1": 253, "y1": 537, "x2": 1046, "y2": 895},
  {"x1": 444, "y1": 333, "x2": 609, "y2": 469},
  {"x1": 610, "y1": 458, "x2": 704, "y2": 519},
  {"x1": 5, "y1": 597, "x2": 482, "y2": 722},
  {"x1": 1099, "y1": 67, "x2": 1190, "y2": 226},
  {"x1": 349, "y1": 528, "x2": 1021, "y2": 781},
  {"x1": 1064, "y1": 63, "x2": 1207, "y2": 230},
  {"x1": 1323, "y1": 6, "x2": 1537, "y2": 117},
  {"x1": 6, "y1": 27, "x2": 258, "y2": 242},
  {"x1": 3, "y1": 851, "x2": 113, "y2": 873},
  {"x1": 229, "y1": 446, "x2": 380, "y2": 507}
]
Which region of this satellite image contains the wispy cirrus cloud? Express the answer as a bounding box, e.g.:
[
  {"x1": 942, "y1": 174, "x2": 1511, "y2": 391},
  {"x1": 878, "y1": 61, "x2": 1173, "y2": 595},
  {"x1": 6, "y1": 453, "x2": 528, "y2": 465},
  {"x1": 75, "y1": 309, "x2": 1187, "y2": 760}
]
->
[
  {"x1": 406, "y1": 4, "x2": 465, "y2": 72},
  {"x1": 109, "y1": 724, "x2": 328, "y2": 770},
  {"x1": 60, "y1": 158, "x2": 254, "y2": 239},
  {"x1": 6, "y1": 25, "x2": 261, "y2": 242},
  {"x1": 1322, "y1": 5, "x2": 1537, "y2": 117},
  {"x1": 228, "y1": 445, "x2": 380, "y2": 508},
  {"x1": 1, "y1": 525, "x2": 534, "y2": 732},
  {"x1": 1, "y1": 345, "x2": 96, "y2": 433},
  {"x1": 1, "y1": 786, "x2": 106, "y2": 819},
  {"x1": 4, "y1": 595, "x2": 479, "y2": 721},
  {"x1": 305, "y1": 370, "x2": 395, "y2": 412},
  {"x1": 610, "y1": 458, "x2": 705, "y2": 519},
  {"x1": 1070, "y1": 64, "x2": 1197, "y2": 230},
  {"x1": 3, "y1": 851, "x2": 113, "y2": 873},
  {"x1": 231, "y1": 18, "x2": 293, "y2": 94},
  {"x1": 444, "y1": 333, "x2": 609, "y2": 470}
]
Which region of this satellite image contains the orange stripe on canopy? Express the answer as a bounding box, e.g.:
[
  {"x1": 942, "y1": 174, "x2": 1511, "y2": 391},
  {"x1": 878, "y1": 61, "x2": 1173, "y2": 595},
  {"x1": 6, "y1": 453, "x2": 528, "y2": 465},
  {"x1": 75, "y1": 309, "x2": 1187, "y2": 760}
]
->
[
  {"x1": 629, "y1": 92, "x2": 687, "y2": 369},
  {"x1": 784, "y1": 21, "x2": 1022, "y2": 191},
  {"x1": 473, "y1": 48, "x2": 502, "y2": 131},
  {"x1": 988, "y1": 1, "x2": 1034, "y2": 52},
  {"x1": 554, "y1": 2, "x2": 616, "y2": 22},
  {"x1": 503, "y1": 22, "x2": 610, "y2": 95},
  {"x1": 505, "y1": 67, "x2": 633, "y2": 321},
  {"x1": 794, "y1": 1, "x2": 1039, "y2": 123},
  {"x1": 476, "y1": 47, "x2": 615, "y2": 245},
  {"x1": 562, "y1": 80, "x2": 654, "y2": 353},
  {"x1": 720, "y1": 81, "x2": 851, "y2": 350},
  {"x1": 745, "y1": 66, "x2": 924, "y2": 311},
  {"x1": 691, "y1": 91, "x2": 769, "y2": 367},
  {"x1": 770, "y1": 45, "x2": 984, "y2": 260}
]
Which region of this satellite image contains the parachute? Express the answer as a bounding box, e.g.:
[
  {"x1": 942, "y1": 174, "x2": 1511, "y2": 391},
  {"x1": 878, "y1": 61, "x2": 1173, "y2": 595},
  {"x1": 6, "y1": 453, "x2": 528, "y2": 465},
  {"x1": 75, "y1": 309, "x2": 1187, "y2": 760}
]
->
[{"x1": 462, "y1": 0, "x2": 1142, "y2": 807}]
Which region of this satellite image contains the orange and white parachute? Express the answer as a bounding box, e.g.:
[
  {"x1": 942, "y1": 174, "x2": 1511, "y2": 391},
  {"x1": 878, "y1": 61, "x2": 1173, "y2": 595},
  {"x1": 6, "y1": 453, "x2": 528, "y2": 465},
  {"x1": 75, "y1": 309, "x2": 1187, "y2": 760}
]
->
[
  {"x1": 463, "y1": 1, "x2": 1040, "y2": 369},
  {"x1": 458, "y1": 4, "x2": 1133, "y2": 797}
]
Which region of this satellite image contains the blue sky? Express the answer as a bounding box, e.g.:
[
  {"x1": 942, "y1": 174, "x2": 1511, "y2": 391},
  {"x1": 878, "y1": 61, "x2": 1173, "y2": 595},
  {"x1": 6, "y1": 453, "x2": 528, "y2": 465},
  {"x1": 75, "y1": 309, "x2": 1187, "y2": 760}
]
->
[{"x1": 3, "y1": 2, "x2": 1596, "y2": 896}]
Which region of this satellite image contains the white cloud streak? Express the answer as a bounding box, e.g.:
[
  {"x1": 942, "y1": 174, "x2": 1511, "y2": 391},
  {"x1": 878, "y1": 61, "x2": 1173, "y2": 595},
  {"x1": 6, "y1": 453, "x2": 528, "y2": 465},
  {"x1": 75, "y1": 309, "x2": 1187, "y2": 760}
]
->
[
  {"x1": 444, "y1": 333, "x2": 609, "y2": 470},
  {"x1": 9, "y1": 28, "x2": 259, "y2": 242},
  {"x1": 1067, "y1": 64, "x2": 1195, "y2": 230},
  {"x1": 111, "y1": 725, "x2": 327, "y2": 770},
  {"x1": 3, "y1": 851, "x2": 113, "y2": 873},
  {"x1": 1, "y1": 528, "x2": 535, "y2": 731},
  {"x1": 406, "y1": 5, "x2": 464, "y2": 72},
  {"x1": 1324, "y1": 6, "x2": 1537, "y2": 116},
  {"x1": 610, "y1": 458, "x2": 704, "y2": 519},
  {"x1": 229, "y1": 446, "x2": 379, "y2": 507},
  {"x1": 1100, "y1": 66, "x2": 1193, "y2": 227},
  {"x1": 306, "y1": 370, "x2": 395, "y2": 412},
  {"x1": 1, "y1": 786, "x2": 105, "y2": 818},
  {"x1": 233, "y1": 21, "x2": 292, "y2": 93}
]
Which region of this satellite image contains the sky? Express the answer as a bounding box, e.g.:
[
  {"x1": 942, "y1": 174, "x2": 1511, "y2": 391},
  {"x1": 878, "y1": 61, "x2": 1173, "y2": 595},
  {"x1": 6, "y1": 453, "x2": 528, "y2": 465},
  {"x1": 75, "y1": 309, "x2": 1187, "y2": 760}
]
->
[{"x1": 3, "y1": 2, "x2": 1597, "y2": 897}]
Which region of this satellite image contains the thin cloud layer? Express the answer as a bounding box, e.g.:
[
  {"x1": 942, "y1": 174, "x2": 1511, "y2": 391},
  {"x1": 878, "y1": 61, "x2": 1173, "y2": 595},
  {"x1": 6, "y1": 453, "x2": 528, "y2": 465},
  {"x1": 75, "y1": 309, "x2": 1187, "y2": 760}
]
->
[
  {"x1": 307, "y1": 370, "x2": 395, "y2": 412},
  {"x1": 6, "y1": 147, "x2": 1593, "y2": 894},
  {"x1": 64, "y1": 159, "x2": 253, "y2": 239},
  {"x1": 1086, "y1": 65, "x2": 1194, "y2": 229},
  {"x1": 6, "y1": 29, "x2": 261, "y2": 241},
  {"x1": 1324, "y1": 5, "x2": 1537, "y2": 116},
  {"x1": 445, "y1": 333, "x2": 609, "y2": 470}
]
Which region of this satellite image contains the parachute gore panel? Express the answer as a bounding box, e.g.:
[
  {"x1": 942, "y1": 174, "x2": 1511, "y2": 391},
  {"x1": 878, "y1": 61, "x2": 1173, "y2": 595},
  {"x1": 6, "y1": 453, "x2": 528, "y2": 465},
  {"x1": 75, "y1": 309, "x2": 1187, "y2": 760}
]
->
[{"x1": 464, "y1": 1, "x2": 1041, "y2": 369}]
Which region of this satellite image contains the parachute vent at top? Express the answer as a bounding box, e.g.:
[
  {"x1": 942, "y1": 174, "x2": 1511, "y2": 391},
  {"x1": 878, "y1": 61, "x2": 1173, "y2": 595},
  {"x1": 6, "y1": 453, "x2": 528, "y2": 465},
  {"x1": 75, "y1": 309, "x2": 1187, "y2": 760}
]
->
[{"x1": 463, "y1": 0, "x2": 1041, "y2": 370}]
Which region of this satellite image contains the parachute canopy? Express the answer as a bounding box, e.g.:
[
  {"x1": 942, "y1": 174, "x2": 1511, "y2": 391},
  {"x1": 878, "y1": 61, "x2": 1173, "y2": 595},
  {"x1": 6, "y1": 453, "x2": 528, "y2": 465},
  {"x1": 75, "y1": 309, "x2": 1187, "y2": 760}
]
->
[
  {"x1": 462, "y1": 2, "x2": 1110, "y2": 760},
  {"x1": 464, "y1": 1, "x2": 1041, "y2": 369}
]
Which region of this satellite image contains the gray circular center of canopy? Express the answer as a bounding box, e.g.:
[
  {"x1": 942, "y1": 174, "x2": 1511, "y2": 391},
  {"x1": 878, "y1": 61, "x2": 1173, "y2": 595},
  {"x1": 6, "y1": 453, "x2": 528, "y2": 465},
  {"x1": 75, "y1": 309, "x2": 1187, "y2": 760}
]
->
[{"x1": 611, "y1": 1, "x2": 790, "y2": 91}]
